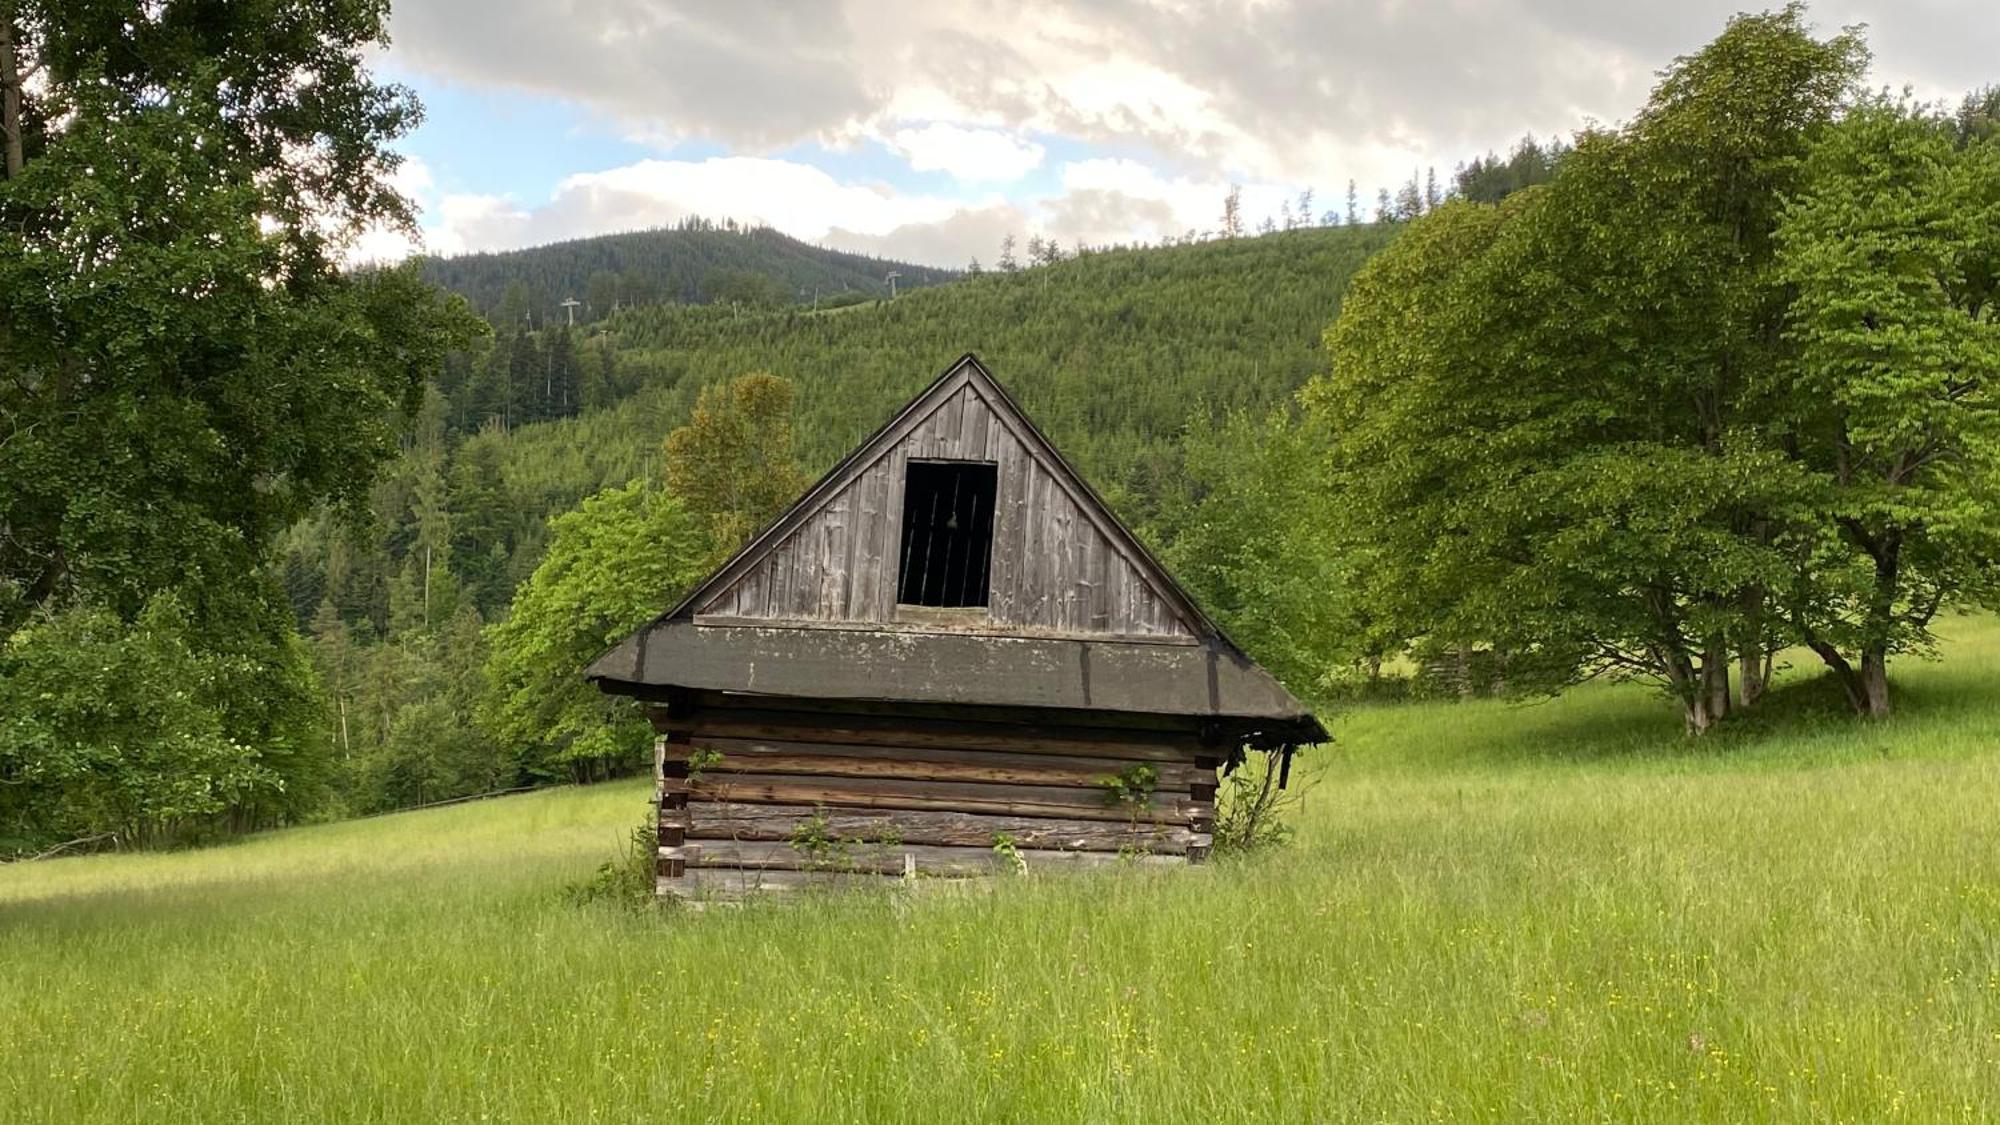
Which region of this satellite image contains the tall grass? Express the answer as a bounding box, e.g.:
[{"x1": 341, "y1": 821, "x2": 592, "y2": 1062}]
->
[{"x1": 5, "y1": 616, "x2": 2000, "y2": 1122}]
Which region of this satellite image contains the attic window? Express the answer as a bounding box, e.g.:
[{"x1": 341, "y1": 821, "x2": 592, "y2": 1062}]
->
[{"x1": 897, "y1": 460, "x2": 997, "y2": 608}]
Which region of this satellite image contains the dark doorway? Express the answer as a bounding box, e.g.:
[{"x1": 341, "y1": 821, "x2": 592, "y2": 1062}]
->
[{"x1": 897, "y1": 460, "x2": 997, "y2": 607}]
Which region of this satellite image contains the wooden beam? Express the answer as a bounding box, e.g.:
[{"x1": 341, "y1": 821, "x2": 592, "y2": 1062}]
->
[
  {"x1": 682, "y1": 801, "x2": 1199, "y2": 853},
  {"x1": 665, "y1": 840, "x2": 1185, "y2": 876},
  {"x1": 659, "y1": 869, "x2": 909, "y2": 898},
  {"x1": 664, "y1": 774, "x2": 1195, "y2": 824},
  {"x1": 672, "y1": 736, "x2": 1203, "y2": 789},
  {"x1": 660, "y1": 709, "x2": 1203, "y2": 762}
]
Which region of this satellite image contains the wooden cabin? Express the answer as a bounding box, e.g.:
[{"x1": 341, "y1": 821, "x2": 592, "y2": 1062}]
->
[{"x1": 587, "y1": 354, "x2": 1325, "y2": 897}]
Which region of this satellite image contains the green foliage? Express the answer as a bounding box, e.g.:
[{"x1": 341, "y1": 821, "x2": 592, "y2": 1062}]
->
[
  {"x1": 1155, "y1": 408, "x2": 1376, "y2": 691},
  {"x1": 990, "y1": 833, "x2": 1027, "y2": 874},
  {"x1": 1452, "y1": 134, "x2": 1567, "y2": 203},
  {"x1": 1096, "y1": 763, "x2": 1160, "y2": 809},
  {"x1": 1311, "y1": 6, "x2": 1887, "y2": 731},
  {"x1": 562, "y1": 818, "x2": 661, "y2": 910},
  {"x1": 1771, "y1": 95, "x2": 2000, "y2": 713},
  {"x1": 0, "y1": 4, "x2": 481, "y2": 627},
  {"x1": 483, "y1": 483, "x2": 711, "y2": 782},
  {"x1": 0, "y1": 595, "x2": 321, "y2": 852},
  {"x1": 281, "y1": 227, "x2": 1392, "y2": 719},
  {"x1": 1211, "y1": 753, "x2": 1300, "y2": 854},
  {"x1": 589, "y1": 227, "x2": 1391, "y2": 510},
  {"x1": 269, "y1": 228, "x2": 1389, "y2": 814},
  {"x1": 663, "y1": 372, "x2": 810, "y2": 553},
  {"x1": 787, "y1": 807, "x2": 848, "y2": 871},
  {"x1": 0, "y1": 0, "x2": 478, "y2": 840},
  {"x1": 685, "y1": 747, "x2": 724, "y2": 783}
]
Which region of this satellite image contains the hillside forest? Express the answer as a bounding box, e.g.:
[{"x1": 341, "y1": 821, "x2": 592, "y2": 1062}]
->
[{"x1": 1, "y1": 2, "x2": 1996, "y2": 855}]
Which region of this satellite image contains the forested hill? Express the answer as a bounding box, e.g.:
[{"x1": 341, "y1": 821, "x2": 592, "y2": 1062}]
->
[
  {"x1": 419, "y1": 219, "x2": 960, "y2": 322},
  {"x1": 293, "y1": 223, "x2": 1395, "y2": 634},
  {"x1": 517, "y1": 223, "x2": 1395, "y2": 523}
]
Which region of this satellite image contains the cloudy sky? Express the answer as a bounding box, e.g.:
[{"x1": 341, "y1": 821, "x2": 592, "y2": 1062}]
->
[{"x1": 361, "y1": 0, "x2": 1996, "y2": 267}]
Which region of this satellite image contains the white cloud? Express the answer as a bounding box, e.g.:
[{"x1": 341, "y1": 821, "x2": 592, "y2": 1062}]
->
[
  {"x1": 387, "y1": 0, "x2": 1995, "y2": 214},
  {"x1": 410, "y1": 156, "x2": 1000, "y2": 263},
  {"x1": 887, "y1": 123, "x2": 1045, "y2": 182},
  {"x1": 369, "y1": 0, "x2": 1999, "y2": 265},
  {"x1": 396, "y1": 151, "x2": 1347, "y2": 268}
]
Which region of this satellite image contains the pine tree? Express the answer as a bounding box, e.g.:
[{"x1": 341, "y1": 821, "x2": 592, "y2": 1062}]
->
[{"x1": 1393, "y1": 174, "x2": 1424, "y2": 221}]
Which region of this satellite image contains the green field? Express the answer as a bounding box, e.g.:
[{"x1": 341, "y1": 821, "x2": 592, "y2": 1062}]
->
[{"x1": 6, "y1": 617, "x2": 2000, "y2": 1122}]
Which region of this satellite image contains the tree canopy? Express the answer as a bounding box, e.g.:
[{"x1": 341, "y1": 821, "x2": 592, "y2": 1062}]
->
[
  {"x1": 0, "y1": 0, "x2": 476, "y2": 847},
  {"x1": 1312, "y1": 4, "x2": 1998, "y2": 729}
]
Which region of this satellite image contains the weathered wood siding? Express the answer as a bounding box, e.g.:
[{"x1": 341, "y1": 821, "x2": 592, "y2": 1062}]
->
[
  {"x1": 696, "y1": 381, "x2": 1190, "y2": 638},
  {"x1": 652, "y1": 702, "x2": 1218, "y2": 899}
]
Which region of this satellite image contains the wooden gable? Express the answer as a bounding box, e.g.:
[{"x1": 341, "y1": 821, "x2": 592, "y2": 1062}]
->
[{"x1": 678, "y1": 355, "x2": 1203, "y2": 640}]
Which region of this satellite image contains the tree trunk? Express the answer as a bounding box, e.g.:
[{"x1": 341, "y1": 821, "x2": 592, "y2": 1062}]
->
[
  {"x1": 1806, "y1": 639, "x2": 1871, "y2": 717},
  {"x1": 1860, "y1": 648, "x2": 1890, "y2": 719},
  {"x1": 1738, "y1": 584, "x2": 1767, "y2": 709},
  {"x1": 1662, "y1": 648, "x2": 1716, "y2": 735},
  {"x1": 1738, "y1": 648, "x2": 1766, "y2": 708},
  {"x1": 1702, "y1": 638, "x2": 1732, "y2": 723},
  {"x1": 0, "y1": 6, "x2": 21, "y2": 180}
]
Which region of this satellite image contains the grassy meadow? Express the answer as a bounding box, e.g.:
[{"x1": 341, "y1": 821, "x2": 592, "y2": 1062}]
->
[{"x1": 6, "y1": 616, "x2": 2000, "y2": 1122}]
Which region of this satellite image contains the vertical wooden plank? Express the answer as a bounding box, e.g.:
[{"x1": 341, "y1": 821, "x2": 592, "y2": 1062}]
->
[
  {"x1": 1063, "y1": 503, "x2": 1089, "y2": 631},
  {"x1": 881, "y1": 448, "x2": 910, "y2": 615},
  {"x1": 938, "y1": 387, "x2": 965, "y2": 459},
  {"x1": 1019, "y1": 460, "x2": 1047, "y2": 625},
  {"x1": 767, "y1": 536, "x2": 793, "y2": 618},
  {"x1": 1087, "y1": 527, "x2": 1111, "y2": 630},
  {"x1": 1104, "y1": 556, "x2": 1128, "y2": 634},
  {"x1": 838, "y1": 474, "x2": 865, "y2": 620},
  {"x1": 739, "y1": 558, "x2": 766, "y2": 620},
  {"x1": 1126, "y1": 561, "x2": 1144, "y2": 634},
  {"x1": 1137, "y1": 583, "x2": 1163, "y2": 635},
  {"x1": 791, "y1": 525, "x2": 811, "y2": 617},
  {"x1": 847, "y1": 464, "x2": 876, "y2": 619},
  {"x1": 1048, "y1": 491, "x2": 1076, "y2": 630},
  {"x1": 862, "y1": 461, "x2": 892, "y2": 619},
  {"x1": 817, "y1": 490, "x2": 849, "y2": 619},
  {"x1": 959, "y1": 390, "x2": 988, "y2": 461},
  {"x1": 989, "y1": 437, "x2": 1028, "y2": 621}
]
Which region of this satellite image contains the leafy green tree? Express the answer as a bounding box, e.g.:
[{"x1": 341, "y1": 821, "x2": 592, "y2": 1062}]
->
[
  {"x1": 705, "y1": 268, "x2": 784, "y2": 308},
  {"x1": 0, "y1": 0, "x2": 477, "y2": 838},
  {"x1": 1154, "y1": 409, "x2": 1375, "y2": 691},
  {"x1": 1312, "y1": 6, "x2": 1868, "y2": 732},
  {"x1": 0, "y1": 0, "x2": 479, "y2": 627},
  {"x1": 482, "y1": 483, "x2": 710, "y2": 782},
  {"x1": 0, "y1": 597, "x2": 308, "y2": 851},
  {"x1": 664, "y1": 373, "x2": 809, "y2": 553},
  {"x1": 1771, "y1": 96, "x2": 2000, "y2": 715}
]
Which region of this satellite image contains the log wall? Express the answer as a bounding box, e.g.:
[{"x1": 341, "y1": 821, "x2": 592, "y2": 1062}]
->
[{"x1": 651, "y1": 701, "x2": 1220, "y2": 898}]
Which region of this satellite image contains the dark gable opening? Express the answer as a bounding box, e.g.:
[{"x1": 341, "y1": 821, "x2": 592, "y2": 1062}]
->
[{"x1": 897, "y1": 459, "x2": 997, "y2": 608}]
